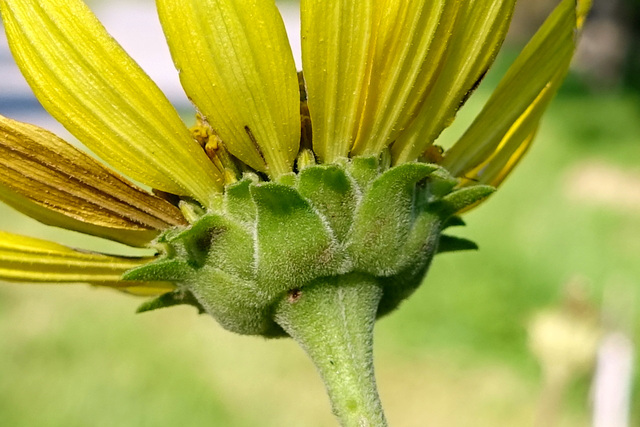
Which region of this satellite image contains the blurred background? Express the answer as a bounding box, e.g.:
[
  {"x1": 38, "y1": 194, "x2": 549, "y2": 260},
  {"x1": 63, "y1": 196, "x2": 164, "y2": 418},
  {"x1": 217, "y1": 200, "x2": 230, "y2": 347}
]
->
[{"x1": 1, "y1": 0, "x2": 639, "y2": 425}]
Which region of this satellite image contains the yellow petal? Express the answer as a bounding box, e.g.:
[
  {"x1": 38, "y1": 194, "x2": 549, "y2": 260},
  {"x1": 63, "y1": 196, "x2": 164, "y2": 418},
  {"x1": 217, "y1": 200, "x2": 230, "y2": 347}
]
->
[
  {"x1": 459, "y1": 71, "x2": 563, "y2": 188},
  {"x1": 302, "y1": 0, "x2": 373, "y2": 162},
  {"x1": 0, "y1": 186, "x2": 155, "y2": 249},
  {"x1": 391, "y1": 0, "x2": 517, "y2": 164},
  {"x1": 115, "y1": 284, "x2": 175, "y2": 297},
  {"x1": 0, "y1": 0, "x2": 223, "y2": 204},
  {"x1": 157, "y1": 0, "x2": 300, "y2": 178},
  {"x1": 0, "y1": 231, "x2": 156, "y2": 283},
  {"x1": 0, "y1": 116, "x2": 187, "y2": 247},
  {"x1": 475, "y1": 127, "x2": 538, "y2": 188},
  {"x1": 577, "y1": 0, "x2": 592, "y2": 28},
  {"x1": 443, "y1": 0, "x2": 584, "y2": 178},
  {"x1": 350, "y1": 0, "x2": 462, "y2": 157}
]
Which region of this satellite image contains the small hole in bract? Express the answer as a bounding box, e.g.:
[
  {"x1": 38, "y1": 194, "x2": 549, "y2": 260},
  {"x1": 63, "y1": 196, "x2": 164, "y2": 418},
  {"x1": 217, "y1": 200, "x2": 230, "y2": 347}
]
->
[{"x1": 288, "y1": 288, "x2": 302, "y2": 303}]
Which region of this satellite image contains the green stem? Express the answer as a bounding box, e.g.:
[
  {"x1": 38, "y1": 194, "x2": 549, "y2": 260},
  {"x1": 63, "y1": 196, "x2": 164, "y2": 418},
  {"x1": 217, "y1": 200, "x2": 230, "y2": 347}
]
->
[{"x1": 274, "y1": 274, "x2": 387, "y2": 427}]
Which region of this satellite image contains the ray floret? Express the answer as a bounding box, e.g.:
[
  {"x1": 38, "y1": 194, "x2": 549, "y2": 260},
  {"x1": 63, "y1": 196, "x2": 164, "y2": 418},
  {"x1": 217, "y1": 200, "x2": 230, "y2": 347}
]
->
[{"x1": 0, "y1": 0, "x2": 224, "y2": 205}]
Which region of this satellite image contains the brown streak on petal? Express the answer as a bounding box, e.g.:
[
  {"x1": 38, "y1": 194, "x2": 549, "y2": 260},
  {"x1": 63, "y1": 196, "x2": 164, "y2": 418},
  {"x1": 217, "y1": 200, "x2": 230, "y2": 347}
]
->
[
  {"x1": 0, "y1": 116, "x2": 188, "y2": 233},
  {"x1": 0, "y1": 145, "x2": 168, "y2": 229},
  {"x1": 243, "y1": 125, "x2": 267, "y2": 167}
]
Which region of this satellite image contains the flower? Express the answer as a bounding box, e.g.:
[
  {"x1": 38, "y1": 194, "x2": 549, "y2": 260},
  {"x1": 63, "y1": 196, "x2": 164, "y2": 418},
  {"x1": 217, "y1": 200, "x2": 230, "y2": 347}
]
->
[
  {"x1": 0, "y1": 0, "x2": 588, "y2": 296},
  {"x1": 0, "y1": 0, "x2": 589, "y2": 424}
]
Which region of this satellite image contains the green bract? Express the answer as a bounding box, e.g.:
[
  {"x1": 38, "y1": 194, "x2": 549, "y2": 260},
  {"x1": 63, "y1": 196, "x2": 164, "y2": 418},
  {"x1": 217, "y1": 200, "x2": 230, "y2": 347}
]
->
[{"x1": 126, "y1": 157, "x2": 492, "y2": 337}]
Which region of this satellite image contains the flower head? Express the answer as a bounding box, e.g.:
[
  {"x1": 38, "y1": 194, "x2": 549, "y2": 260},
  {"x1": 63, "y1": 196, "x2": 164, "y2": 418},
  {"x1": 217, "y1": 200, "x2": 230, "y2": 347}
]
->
[{"x1": 0, "y1": 0, "x2": 588, "y2": 294}]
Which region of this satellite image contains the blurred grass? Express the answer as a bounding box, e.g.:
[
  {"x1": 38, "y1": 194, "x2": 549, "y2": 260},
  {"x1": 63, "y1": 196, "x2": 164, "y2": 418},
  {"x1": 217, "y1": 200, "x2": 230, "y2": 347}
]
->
[{"x1": 1, "y1": 50, "x2": 639, "y2": 426}]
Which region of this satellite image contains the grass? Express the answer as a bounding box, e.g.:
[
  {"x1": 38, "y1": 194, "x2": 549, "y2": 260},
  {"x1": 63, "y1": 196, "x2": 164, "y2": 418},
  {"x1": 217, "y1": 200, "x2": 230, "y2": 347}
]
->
[{"x1": 1, "y1": 51, "x2": 639, "y2": 425}]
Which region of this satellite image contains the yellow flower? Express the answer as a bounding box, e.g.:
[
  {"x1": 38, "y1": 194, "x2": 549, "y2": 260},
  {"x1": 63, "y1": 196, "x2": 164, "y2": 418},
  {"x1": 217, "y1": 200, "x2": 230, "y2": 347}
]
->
[
  {"x1": 0, "y1": 0, "x2": 588, "y2": 293},
  {"x1": 0, "y1": 0, "x2": 591, "y2": 424}
]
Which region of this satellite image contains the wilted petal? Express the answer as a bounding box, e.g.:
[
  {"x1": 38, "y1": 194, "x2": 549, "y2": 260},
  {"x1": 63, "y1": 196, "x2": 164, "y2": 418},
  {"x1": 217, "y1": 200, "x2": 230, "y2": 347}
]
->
[
  {"x1": 302, "y1": 0, "x2": 373, "y2": 162},
  {"x1": 157, "y1": 0, "x2": 300, "y2": 178},
  {"x1": 444, "y1": 0, "x2": 586, "y2": 179},
  {"x1": 392, "y1": 0, "x2": 517, "y2": 164},
  {"x1": 0, "y1": 230, "x2": 160, "y2": 284},
  {"x1": 0, "y1": 116, "x2": 187, "y2": 247},
  {"x1": 351, "y1": 0, "x2": 462, "y2": 157},
  {"x1": 0, "y1": 0, "x2": 224, "y2": 205}
]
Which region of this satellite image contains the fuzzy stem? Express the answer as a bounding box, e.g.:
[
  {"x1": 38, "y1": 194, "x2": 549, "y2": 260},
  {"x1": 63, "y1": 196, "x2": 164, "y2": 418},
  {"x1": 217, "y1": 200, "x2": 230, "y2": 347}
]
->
[{"x1": 274, "y1": 274, "x2": 387, "y2": 427}]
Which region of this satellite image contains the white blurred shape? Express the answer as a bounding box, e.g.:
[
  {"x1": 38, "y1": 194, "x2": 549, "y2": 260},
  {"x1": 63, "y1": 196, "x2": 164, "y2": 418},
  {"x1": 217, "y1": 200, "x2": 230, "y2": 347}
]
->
[
  {"x1": 592, "y1": 332, "x2": 634, "y2": 427},
  {"x1": 277, "y1": 1, "x2": 302, "y2": 70}
]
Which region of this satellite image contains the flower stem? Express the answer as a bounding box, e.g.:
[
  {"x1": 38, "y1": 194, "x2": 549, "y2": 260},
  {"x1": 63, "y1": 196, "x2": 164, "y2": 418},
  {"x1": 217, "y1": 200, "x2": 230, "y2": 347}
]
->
[{"x1": 274, "y1": 274, "x2": 387, "y2": 427}]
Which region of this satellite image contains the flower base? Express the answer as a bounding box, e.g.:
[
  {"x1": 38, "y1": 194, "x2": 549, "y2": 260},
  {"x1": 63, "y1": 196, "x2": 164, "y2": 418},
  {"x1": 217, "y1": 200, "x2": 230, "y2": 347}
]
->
[{"x1": 125, "y1": 155, "x2": 493, "y2": 336}]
